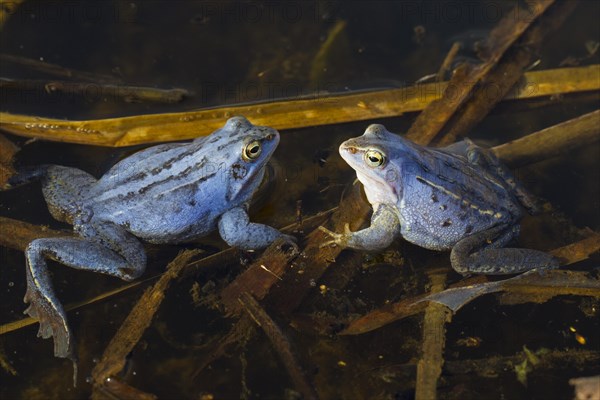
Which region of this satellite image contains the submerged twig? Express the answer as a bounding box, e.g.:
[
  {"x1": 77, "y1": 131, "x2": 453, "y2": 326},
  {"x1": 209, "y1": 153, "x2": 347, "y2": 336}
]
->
[
  {"x1": 550, "y1": 232, "x2": 600, "y2": 264},
  {"x1": 310, "y1": 20, "x2": 348, "y2": 87},
  {"x1": 0, "y1": 343, "x2": 18, "y2": 376},
  {"x1": 219, "y1": 238, "x2": 299, "y2": 316},
  {"x1": 0, "y1": 65, "x2": 597, "y2": 146},
  {"x1": 436, "y1": 42, "x2": 461, "y2": 82},
  {"x1": 0, "y1": 216, "x2": 70, "y2": 251},
  {"x1": 239, "y1": 292, "x2": 318, "y2": 400},
  {"x1": 91, "y1": 250, "x2": 201, "y2": 390},
  {"x1": 190, "y1": 316, "x2": 255, "y2": 380},
  {"x1": 94, "y1": 377, "x2": 158, "y2": 400},
  {"x1": 0, "y1": 78, "x2": 190, "y2": 104},
  {"x1": 415, "y1": 270, "x2": 452, "y2": 400},
  {"x1": 375, "y1": 349, "x2": 600, "y2": 379},
  {"x1": 0, "y1": 276, "x2": 156, "y2": 336},
  {"x1": 436, "y1": 0, "x2": 580, "y2": 146},
  {"x1": 407, "y1": 0, "x2": 572, "y2": 144},
  {"x1": 447, "y1": 349, "x2": 600, "y2": 377},
  {"x1": 0, "y1": 133, "x2": 19, "y2": 187},
  {"x1": 0, "y1": 53, "x2": 122, "y2": 83},
  {"x1": 492, "y1": 109, "x2": 600, "y2": 168}
]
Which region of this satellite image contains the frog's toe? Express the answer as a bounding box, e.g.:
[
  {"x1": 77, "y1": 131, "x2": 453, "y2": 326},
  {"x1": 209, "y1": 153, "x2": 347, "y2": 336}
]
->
[
  {"x1": 318, "y1": 226, "x2": 347, "y2": 248},
  {"x1": 318, "y1": 225, "x2": 336, "y2": 238},
  {"x1": 24, "y1": 283, "x2": 74, "y2": 360},
  {"x1": 319, "y1": 239, "x2": 338, "y2": 249},
  {"x1": 343, "y1": 223, "x2": 354, "y2": 235}
]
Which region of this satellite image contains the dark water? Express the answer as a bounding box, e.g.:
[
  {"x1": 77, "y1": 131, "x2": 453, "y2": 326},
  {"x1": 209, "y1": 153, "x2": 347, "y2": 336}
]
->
[{"x1": 1, "y1": 1, "x2": 599, "y2": 399}]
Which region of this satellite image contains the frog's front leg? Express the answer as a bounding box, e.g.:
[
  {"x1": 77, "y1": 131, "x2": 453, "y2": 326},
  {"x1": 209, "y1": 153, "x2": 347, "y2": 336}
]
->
[
  {"x1": 319, "y1": 203, "x2": 401, "y2": 250},
  {"x1": 450, "y1": 224, "x2": 559, "y2": 275},
  {"x1": 218, "y1": 206, "x2": 294, "y2": 250},
  {"x1": 24, "y1": 219, "x2": 146, "y2": 369}
]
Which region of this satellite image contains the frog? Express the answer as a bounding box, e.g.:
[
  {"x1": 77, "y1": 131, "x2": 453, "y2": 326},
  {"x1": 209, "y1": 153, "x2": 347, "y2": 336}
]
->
[
  {"x1": 320, "y1": 123, "x2": 559, "y2": 275},
  {"x1": 7, "y1": 116, "x2": 292, "y2": 372}
]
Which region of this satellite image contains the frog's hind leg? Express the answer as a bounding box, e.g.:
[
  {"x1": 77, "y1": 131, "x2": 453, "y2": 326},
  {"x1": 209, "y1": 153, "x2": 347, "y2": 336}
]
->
[
  {"x1": 41, "y1": 165, "x2": 98, "y2": 223},
  {"x1": 450, "y1": 225, "x2": 559, "y2": 275},
  {"x1": 23, "y1": 220, "x2": 146, "y2": 381},
  {"x1": 8, "y1": 165, "x2": 98, "y2": 223}
]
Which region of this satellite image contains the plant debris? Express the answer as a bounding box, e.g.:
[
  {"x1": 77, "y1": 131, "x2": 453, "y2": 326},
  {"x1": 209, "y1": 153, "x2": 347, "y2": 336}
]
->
[
  {"x1": 0, "y1": 65, "x2": 596, "y2": 146},
  {"x1": 91, "y1": 250, "x2": 201, "y2": 391}
]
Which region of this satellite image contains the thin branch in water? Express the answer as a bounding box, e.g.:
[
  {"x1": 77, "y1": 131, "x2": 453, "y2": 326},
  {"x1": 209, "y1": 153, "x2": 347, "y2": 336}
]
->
[
  {"x1": 219, "y1": 238, "x2": 299, "y2": 316},
  {"x1": 0, "y1": 133, "x2": 19, "y2": 187},
  {"x1": 436, "y1": 42, "x2": 461, "y2": 82},
  {"x1": 239, "y1": 292, "x2": 318, "y2": 400},
  {"x1": 492, "y1": 109, "x2": 600, "y2": 168},
  {"x1": 0, "y1": 78, "x2": 190, "y2": 104},
  {"x1": 435, "y1": 0, "x2": 580, "y2": 146},
  {"x1": 91, "y1": 250, "x2": 201, "y2": 388},
  {"x1": 0, "y1": 53, "x2": 123, "y2": 83},
  {"x1": 415, "y1": 270, "x2": 451, "y2": 400}
]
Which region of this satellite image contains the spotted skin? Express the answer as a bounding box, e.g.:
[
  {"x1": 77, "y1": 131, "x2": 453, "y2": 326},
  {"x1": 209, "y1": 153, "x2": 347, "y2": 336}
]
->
[
  {"x1": 321, "y1": 124, "x2": 558, "y2": 275},
  {"x1": 8, "y1": 116, "x2": 290, "y2": 373}
]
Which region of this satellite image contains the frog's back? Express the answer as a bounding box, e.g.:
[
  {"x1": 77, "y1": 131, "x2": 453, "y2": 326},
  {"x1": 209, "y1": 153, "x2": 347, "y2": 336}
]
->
[
  {"x1": 103, "y1": 176, "x2": 231, "y2": 243},
  {"x1": 86, "y1": 139, "x2": 232, "y2": 242},
  {"x1": 396, "y1": 148, "x2": 521, "y2": 250},
  {"x1": 90, "y1": 141, "x2": 200, "y2": 193}
]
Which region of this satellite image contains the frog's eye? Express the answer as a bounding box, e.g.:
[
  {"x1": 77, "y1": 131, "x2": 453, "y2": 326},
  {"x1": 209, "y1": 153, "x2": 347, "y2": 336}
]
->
[
  {"x1": 243, "y1": 140, "x2": 262, "y2": 161},
  {"x1": 364, "y1": 150, "x2": 385, "y2": 168}
]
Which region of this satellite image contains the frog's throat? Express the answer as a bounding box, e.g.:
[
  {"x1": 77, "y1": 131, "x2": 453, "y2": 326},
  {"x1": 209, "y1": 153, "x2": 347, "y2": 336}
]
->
[
  {"x1": 355, "y1": 170, "x2": 398, "y2": 206},
  {"x1": 226, "y1": 165, "x2": 266, "y2": 204}
]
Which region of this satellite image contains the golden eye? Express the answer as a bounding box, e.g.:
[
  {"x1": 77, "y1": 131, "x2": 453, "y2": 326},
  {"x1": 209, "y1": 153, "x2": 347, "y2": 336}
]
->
[
  {"x1": 243, "y1": 140, "x2": 262, "y2": 161},
  {"x1": 364, "y1": 150, "x2": 385, "y2": 168}
]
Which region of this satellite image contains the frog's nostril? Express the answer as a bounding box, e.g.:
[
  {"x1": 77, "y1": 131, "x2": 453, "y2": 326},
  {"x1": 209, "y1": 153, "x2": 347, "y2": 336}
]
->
[{"x1": 346, "y1": 147, "x2": 358, "y2": 154}]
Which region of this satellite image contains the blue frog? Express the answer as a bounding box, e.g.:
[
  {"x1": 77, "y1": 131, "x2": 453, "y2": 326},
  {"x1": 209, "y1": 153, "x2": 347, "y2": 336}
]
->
[
  {"x1": 8, "y1": 116, "x2": 291, "y2": 369},
  {"x1": 320, "y1": 124, "x2": 558, "y2": 275}
]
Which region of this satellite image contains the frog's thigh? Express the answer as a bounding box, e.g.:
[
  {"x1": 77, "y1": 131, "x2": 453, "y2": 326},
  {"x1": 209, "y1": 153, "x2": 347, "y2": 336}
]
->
[
  {"x1": 450, "y1": 226, "x2": 558, "y2": 275},
  {"x1": 41, "y1": 166, "x2": 97, "y2": 222},
  {"x1": 218, "y1": 206, "x2": 283, "y2": 250},
  {"x1": 76, "y1": 219, "x2": 146, "y2": 279}
]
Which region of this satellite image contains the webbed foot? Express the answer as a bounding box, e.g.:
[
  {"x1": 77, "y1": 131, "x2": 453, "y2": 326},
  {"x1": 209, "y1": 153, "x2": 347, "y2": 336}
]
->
[
  {"x1": 24, "y1": 241, "x2": 78, "y2": 385},
  {"x1": 318, "y1": 223, "x2": 352, "y2": 248},
  {"x1": 24, "y1": 270, "x2": 75, "y2": 360}
]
